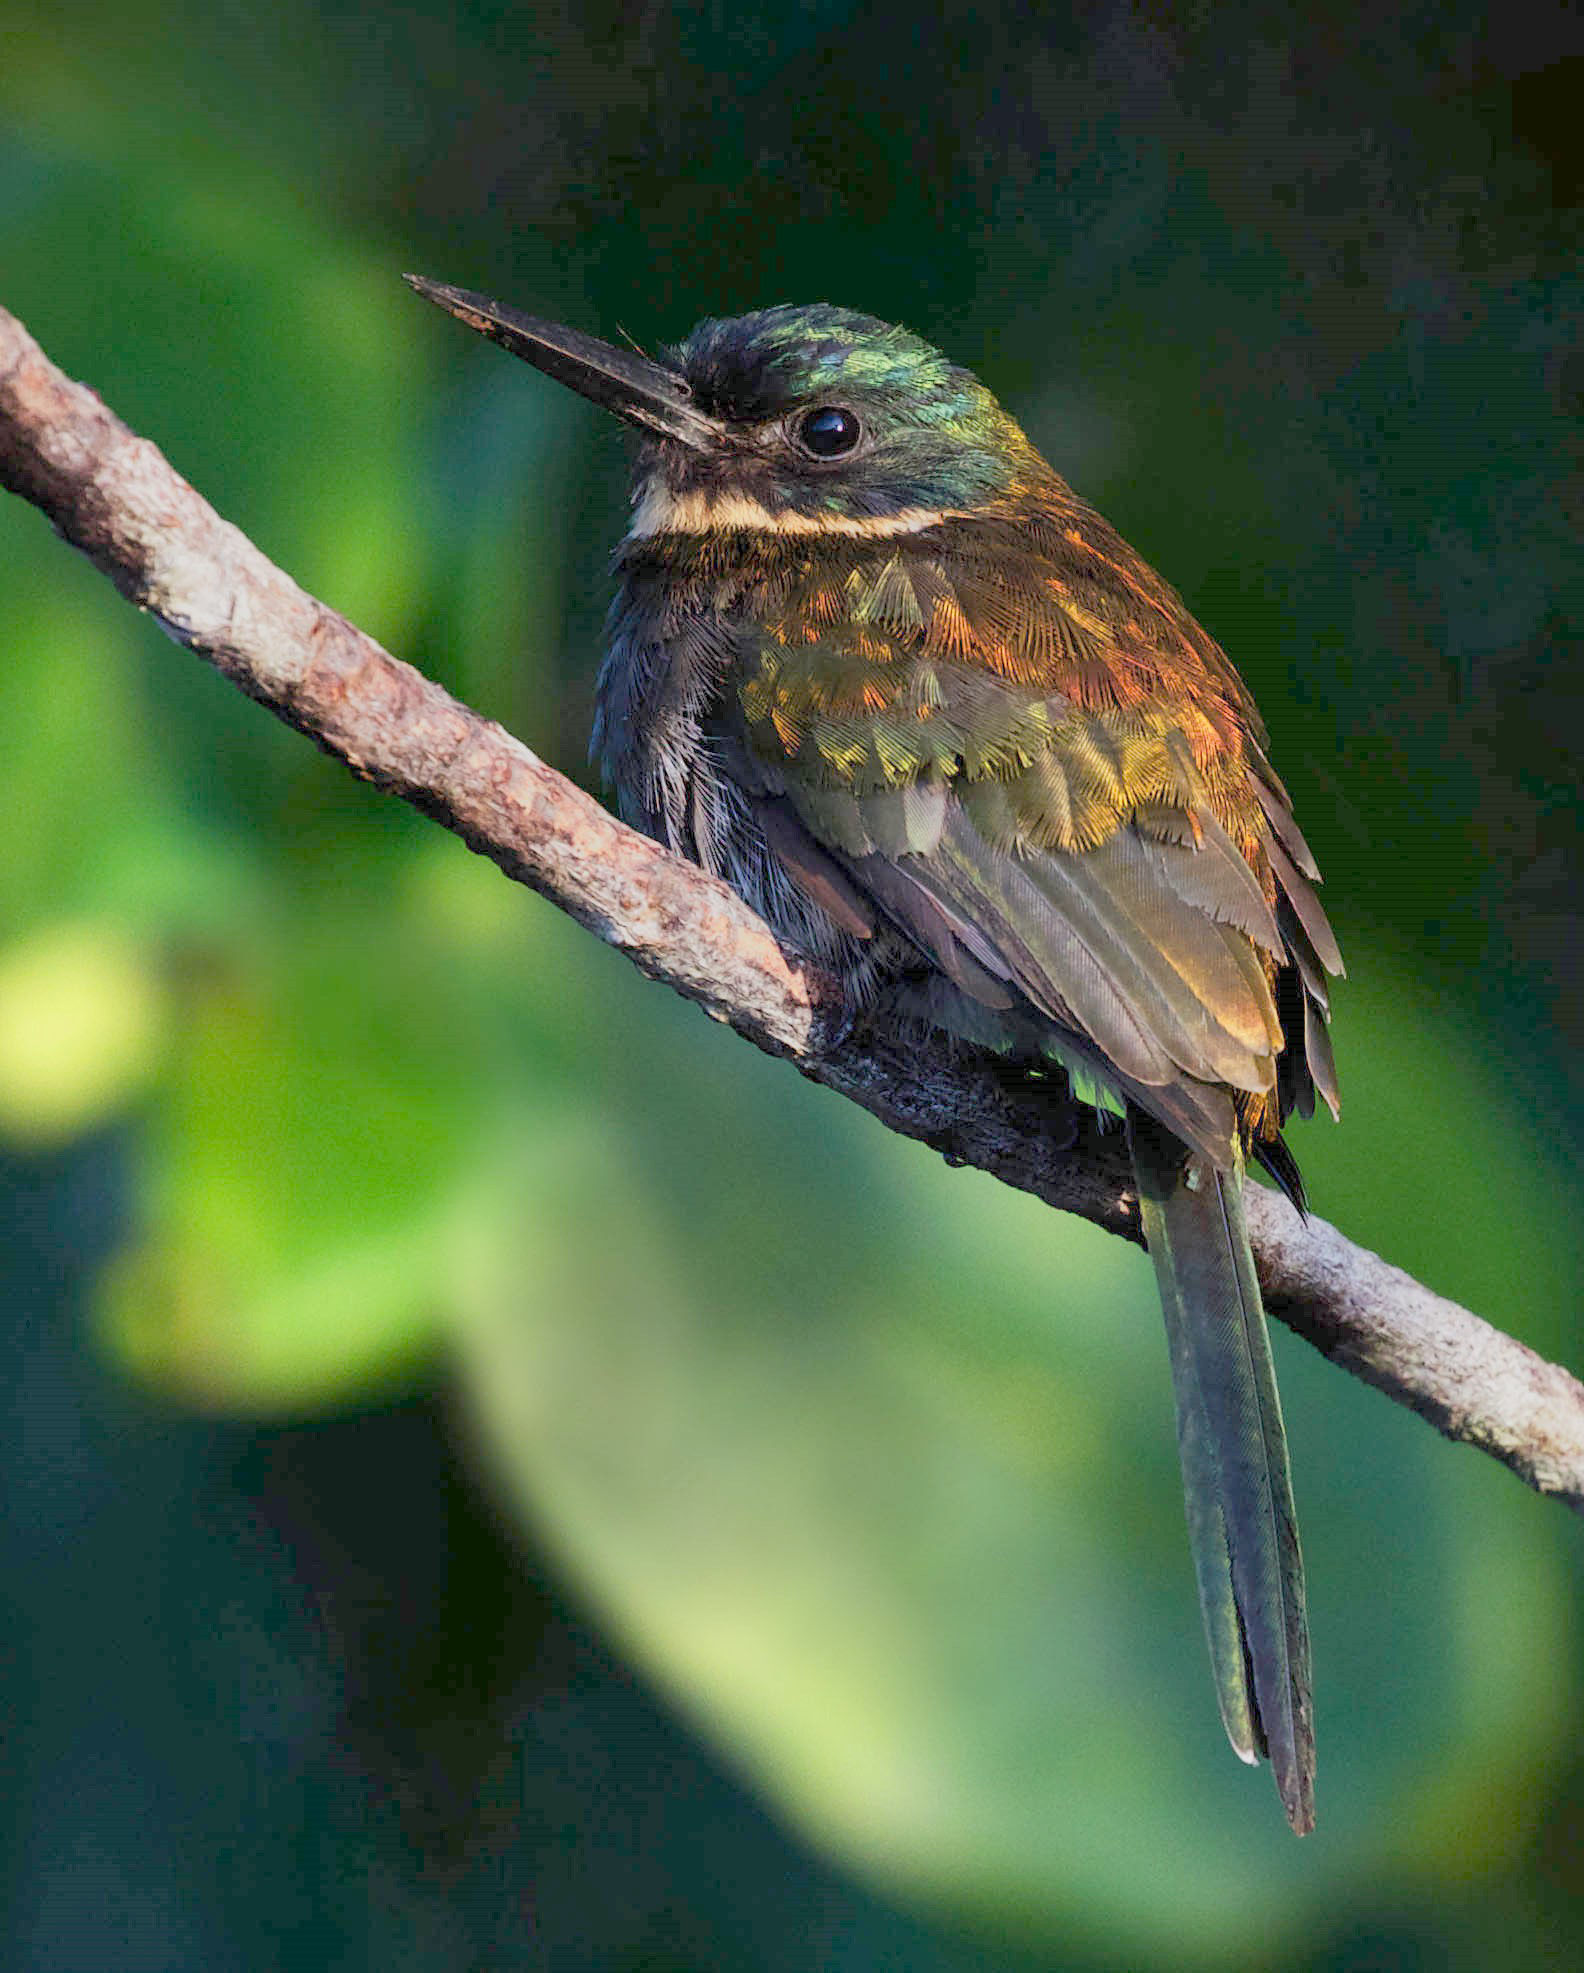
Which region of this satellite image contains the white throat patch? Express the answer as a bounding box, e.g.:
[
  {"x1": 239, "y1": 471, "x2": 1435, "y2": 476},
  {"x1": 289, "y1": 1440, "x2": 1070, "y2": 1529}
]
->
[{"x1": 626, "y1": 482, "x2": 956, "y2": 539}]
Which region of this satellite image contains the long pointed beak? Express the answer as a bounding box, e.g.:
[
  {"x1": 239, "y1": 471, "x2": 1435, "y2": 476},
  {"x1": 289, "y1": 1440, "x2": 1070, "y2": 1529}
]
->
[{"x1": 404, "y1": 275, "x2": 723, "y2": 450}]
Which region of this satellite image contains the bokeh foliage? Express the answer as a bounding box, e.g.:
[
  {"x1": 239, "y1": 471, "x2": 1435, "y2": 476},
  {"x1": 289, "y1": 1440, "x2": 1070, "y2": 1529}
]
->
[{"x1": 3, "y1": 7, "x2": 1582, "y2": 1968}]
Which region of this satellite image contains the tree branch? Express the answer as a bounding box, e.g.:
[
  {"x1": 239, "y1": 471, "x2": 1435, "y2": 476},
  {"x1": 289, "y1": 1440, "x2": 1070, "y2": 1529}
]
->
[{"x1": 4, "y1": 298, "x2": 1581, "y2": 1510}]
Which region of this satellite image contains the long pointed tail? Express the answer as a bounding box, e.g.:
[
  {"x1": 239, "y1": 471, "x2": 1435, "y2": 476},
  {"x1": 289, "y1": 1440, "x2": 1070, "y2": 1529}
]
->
[{"x1": 1129, "y1": 1115, "x2": 1315, "y2": 1834}]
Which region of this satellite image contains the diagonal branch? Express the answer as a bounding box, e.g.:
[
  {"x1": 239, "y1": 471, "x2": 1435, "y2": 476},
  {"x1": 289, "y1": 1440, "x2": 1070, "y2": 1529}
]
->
[{"x1": 3, "y1": 298, "x2": 1581, "y2": 1510}]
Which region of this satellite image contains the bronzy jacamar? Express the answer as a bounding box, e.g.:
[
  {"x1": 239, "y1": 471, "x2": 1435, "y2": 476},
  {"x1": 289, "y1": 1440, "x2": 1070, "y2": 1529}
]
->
[{"x1": 408, "y1": 276, "x2": 1343, "y2": 1833}]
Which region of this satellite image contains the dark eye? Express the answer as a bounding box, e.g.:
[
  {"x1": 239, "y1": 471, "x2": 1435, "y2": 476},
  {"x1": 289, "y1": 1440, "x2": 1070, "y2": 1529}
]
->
[{"x1": 796, "y1": 406, "x2": 862, "y2": 459}]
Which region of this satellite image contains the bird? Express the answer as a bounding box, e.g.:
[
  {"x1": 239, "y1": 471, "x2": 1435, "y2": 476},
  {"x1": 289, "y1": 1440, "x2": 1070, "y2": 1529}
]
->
[{"x1": 406, "y1": 275, "x2": 1344, "y2": 1834}]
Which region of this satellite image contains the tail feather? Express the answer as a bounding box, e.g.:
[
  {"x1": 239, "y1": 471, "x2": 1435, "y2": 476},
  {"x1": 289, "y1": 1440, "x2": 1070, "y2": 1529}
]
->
[{"x1": 1130, "y1": 1115, "x2": 1315, "y2": 1834}]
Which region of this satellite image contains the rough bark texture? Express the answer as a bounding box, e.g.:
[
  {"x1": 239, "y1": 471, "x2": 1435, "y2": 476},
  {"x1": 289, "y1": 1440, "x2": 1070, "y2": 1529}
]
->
[{"x1": 4, "y1": 298, "x2": 1582, "y2": 1511}]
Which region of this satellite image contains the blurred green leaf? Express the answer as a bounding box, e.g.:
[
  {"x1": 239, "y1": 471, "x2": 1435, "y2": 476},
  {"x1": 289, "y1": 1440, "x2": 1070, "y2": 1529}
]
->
[
  {"x1": 0, "y1": 921, "x2": 168, "y2": 1145},
  {"x1": 450, "y1": 942, "x2": 1577, "y2": 1960}
]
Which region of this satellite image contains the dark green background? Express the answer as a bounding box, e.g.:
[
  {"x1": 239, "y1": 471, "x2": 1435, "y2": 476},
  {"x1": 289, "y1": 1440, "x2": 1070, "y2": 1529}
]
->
[{"x1": 3, "y1": 6, "x2": 1581, "y2": 1967}]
